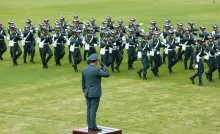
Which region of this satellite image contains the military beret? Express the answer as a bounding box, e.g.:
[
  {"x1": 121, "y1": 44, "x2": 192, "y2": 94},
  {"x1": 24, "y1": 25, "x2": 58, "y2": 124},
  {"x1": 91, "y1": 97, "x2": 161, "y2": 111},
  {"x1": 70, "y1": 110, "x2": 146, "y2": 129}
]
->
[
  {"x1": 88, "y1": 53, "x2": 98, "y2": 61},
  {"x1": 60, "y1": 16, "x2": 65, "y2": 19},
  {"x1": 90, "y1": 18, "x2": 95, "y2": 22},
  {"x1": 197, "y1": 38, "x2": 203, "y2": 42},
  {"x1": 165, "y1": 18, "x2": 171, "y2": 22},
  {"x1": 208, "y1": 34, "x2": 214, "y2": 39},
  {"x1": 73, "y1": 14, "x2": 78, "y2": 18},
  {"x1": 188, "y1": 20, "x2": 194, "y2": 25},
  {"x1": 87, "y1": 27, "x2": 93, "y2": 31},
  {"x1": 106, "y1": 16, "x2": 111, "y2": 19},
  {"x1": 154, "y1": 31, "x2": 160, "y2": 35},
  {"x1": 200, "y1": 25, "x2": 206, "y2": 29},
  {"x1": 213, "y1": 24, "x2": 218, "y2": 28},
  {"x1": 185, "y1": 26, "x2": 191, "y2": 31},
  {"x1": 128, "y1": 28, "x2": 134, "y2": 32},
  {"x1": 118, "y1": 19, "x2": 123, "y2": 23},
  {"x1": 130, "y1": 18, "x2": 136, "y2": 21},
  {"x1": 177, "y1": 22, "x2": 183, "y2": 26},
  {"x1": 25, "y1": 24, "x2": 30, "y2": 28},
  {"x1": 44, "y1": 18, "x2": 49, "y2": 21},
  {"x1": 26, "y1": 18, "x2": 31, "y2": 23},
  {"x1": 8, "y1": 20, "x2": 14, "y2": 24},
  {"x1": 151, "y1": 20, "x2": 156, "y2": 24},
  {"x1": 39, "y1": 22, "x2": 45, "y2": 26}
]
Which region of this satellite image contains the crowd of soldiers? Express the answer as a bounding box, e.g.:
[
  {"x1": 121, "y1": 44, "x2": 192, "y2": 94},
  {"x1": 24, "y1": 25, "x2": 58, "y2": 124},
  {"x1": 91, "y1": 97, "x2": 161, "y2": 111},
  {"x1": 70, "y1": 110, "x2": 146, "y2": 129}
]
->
[{"x1": 0, "y1": 15, "x2": 219, "y2": 86}]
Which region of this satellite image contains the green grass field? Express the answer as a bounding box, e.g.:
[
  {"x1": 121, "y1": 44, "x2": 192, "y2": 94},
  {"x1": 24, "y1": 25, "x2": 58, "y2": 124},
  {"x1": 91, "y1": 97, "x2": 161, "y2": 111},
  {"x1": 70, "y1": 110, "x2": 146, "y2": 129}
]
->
[{"x1": 0, "y1": 0, "x2": 220, "y2": 134}]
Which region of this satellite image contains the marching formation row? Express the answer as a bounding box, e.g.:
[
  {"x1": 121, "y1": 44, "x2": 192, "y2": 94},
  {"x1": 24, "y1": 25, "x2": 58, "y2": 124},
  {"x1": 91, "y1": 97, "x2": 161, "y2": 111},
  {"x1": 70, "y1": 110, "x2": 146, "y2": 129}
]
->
[{"x1": 0, "y1": 15, "x2": 220, "y2": 86}]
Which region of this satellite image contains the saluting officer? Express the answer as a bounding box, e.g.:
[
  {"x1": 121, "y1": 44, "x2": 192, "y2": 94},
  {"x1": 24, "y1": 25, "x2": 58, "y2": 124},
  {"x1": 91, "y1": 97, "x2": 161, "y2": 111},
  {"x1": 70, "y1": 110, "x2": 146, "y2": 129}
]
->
[
  {"x1": 126, "y1": 28, "x2": 138, "y2": 70},
  {"x1": 39, "y1": 26, "x2": 53, "y2": 69},
  {"x1": 190, "y1": 38, "x2": 206, "y2": 86},
  {"x1": 137, "y1": 33, "x2": 150, "y2": 80},
  {"x1": 204, "y1": 35, "x2": 218, "y2": 82},
  {"x1": 183, "y1": 26, "x2": 196, "y2": 70},
  {"x1": 0, "y1": 21, "x2": 7, "y2": 61},
  {"x1": 70, "y1": 29, "x2": 83, "y2": 72},
  {"x1": 10, "y1": 25, "x2": 22, "y2": 66},
  {"x1": 22, "y1": 24, "x2": 35, "y2": 63},
  {"x1": 165, "y1": 29, "x2": 179, "y2": 74},
  {"x1": 53, "y1": 25, "x2": 66, "y2": 66},
  {"x1": 82, "y1": 53, "x2": 110, "y2": 132}
]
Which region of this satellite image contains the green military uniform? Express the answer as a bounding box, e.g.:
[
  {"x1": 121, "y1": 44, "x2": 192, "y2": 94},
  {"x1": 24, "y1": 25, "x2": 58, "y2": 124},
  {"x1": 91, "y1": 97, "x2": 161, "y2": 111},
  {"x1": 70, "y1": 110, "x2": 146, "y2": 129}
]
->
[
  {"x1": 39, "y1": 27, "x2": 53, "y2": 69},
  {"x1": 44, "y1": 18, "x2": 53, "y2": 32},
  {"x1": 70, "y1": 30, "x2": 83, "y2": 72},
  {"x1": 188, "y1": 21, "x2": 199, "y2": 36},
  {"x1": 83, "y1": 23, "x2": 90, "y2": 61},
  {"x1": 199, "y1": 26, "x2": 209, "y2": 42},
  {"x1": 82, "y1": 53, "x2": 110, "y2": 131},
  {"x1": 212, "y1": 24, "x2": 220, "y2": 78},
  {"x1": 10, "y1": 26, "x2": 22, "y2": 66},
  {"x1": 100, "y1": 32, "x2": 112, "y2": 67},
  {"x1": 165, "y1": 30, "x2": 179, "y2": 74},
  {"x1": 67, "y1": 23, "x2": 75, "y2": 63},
  {"x1": 23, "y1": 25, "x2": 35, "y2": 63},
  {"x1": 205, "y1": 35, "x2": 218, "y2": 82},
  {"x1": 53, "y1": 26, "x2": 66, "y2": 66},
  {"x1": 127, "y1": 28, "x2": 138, "y2": 70},
  {"x1": 216, "y1": 40, "x2": 220, "y2": 79},
  {"x1": 0, "y1": 22, "x2": 7, "y2": 60},
  {"x1": 137, "y1": 33, "x2": 150, "y2": 80},
  {"x1": 175, "y1": 22, "x2": 185, "y2": 60},
  {"x1": 190, "y1": 38, "x2": 206, "y2": 86},
  {"x1": 110, "y1": 29, "x2": 122, "y2": 72},
  {"x1": 150, "y1": 32, "x2": 162, "y2": 77},
  {"x1": 162, "y1": 24, "x2": 170, "y2": 64},
  {"x1": 85, "y1": 27, "x2": 97, "y2": 57},
  {"x1": 183, "y1": 27, "x2": 196, "y2": 70}
]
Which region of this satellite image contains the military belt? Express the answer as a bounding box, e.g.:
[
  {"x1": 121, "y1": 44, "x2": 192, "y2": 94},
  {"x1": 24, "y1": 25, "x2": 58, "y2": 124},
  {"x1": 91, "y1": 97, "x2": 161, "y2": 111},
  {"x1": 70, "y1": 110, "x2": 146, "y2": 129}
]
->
[
  {"x1": 129, "y1": 45, "x2": 135, "y2": 47},
  {"x1": 186, "y1": 45, "x2": 192, "y2": 47},
  {"x1": 25, "y1": 41, "x2": 31, "y2": 43},
  {"x1": 168, "y1": 49, "x2": 175, "y2": 51}
]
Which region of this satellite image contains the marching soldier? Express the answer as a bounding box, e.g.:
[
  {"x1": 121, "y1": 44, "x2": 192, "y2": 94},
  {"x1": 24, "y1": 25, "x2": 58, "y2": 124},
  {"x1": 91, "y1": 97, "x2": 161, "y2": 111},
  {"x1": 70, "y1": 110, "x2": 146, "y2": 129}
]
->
[
  {"x1": 82, "y1": 22, "x2": 90, "y2": 61},
  {"x1": 70, "y1": 29, "x2": 83, "y2": 72},
  {"x1": 67, "y1": 23, "x2": 75, "y2": 63},
  {"x1": 137, "y1": 33, "x2": 150, "y2": 80},
  {"x1": 22, "y1": 24, "x2": 35, "y2": 63},
  {"x1": 9, "y1": 25, "x2": 22, "y2": 66},
  {"x1": 165, "y1": 29, "x2": 179, "y2": 74},
  {"x1": 205, "y1": 35, "x2": 218, "y2": 82},
  {"x1": 150, "y1": 31, "x2": 162, "y2": 77},
  {"x1": 89, "y1": 18, "x2": 100, "y2": 34},
  {"x1": 73, "y1": 14, "x2": 83, "y2": 25},
  {"x1": 163, "y1": 18, "x2": 171, "y2": 29},
  {"x1": 212, "y1": 24, "x2": 219, "y2": 40},
  {"x1": 126, "y1": 28, "x2": 138, "y2": 70},
  {"x1": 216, "y1": 37, "x2": 220, "y2": 79},
  {"x1": 148, "y1": 25, "x2": 155, "y2": 66},
  {"x1": 53, "y1": 25, "x2": 66, "y2": 66},
  {"x1": 128, "y1": 17, "x2": 137, "y2": 28},
  {"x1": 117, "y1": 19, "x2": 126, "y2": 34},
  {"x1": 110, "y1": 29, "x2": 122, "y2": 72},
  {"x1": 175, "y1": 22, "x2": 185, "y2": 61},
  {"x1": 0, "y1": 21, "x2": 7, "y2": 61},
  {"x1": 59, "y1": 16, "x2": 68, "y2": 31},
  {"x1": 188, "y1": 21, "x2": 199, "y2": 36},
  {"x1": 39, "y1": 26, "x2": 53, "y2": 69},
  {"x1": 190, "y1": 38, "x2": 206, "y2": 86},
  {"x1": 183, "y1": 27, "x2": 196, "y2": 70},
  {"x1": 44, "y1": 18, "x2": 53, "y2": 32},
  {"x1": 84, "y1": 27, "x2": 98, "y2": 56},
  {"x1": 106, "y1": 16, "x2": 114, "y2": 30},
  {"x1": 150, "y1": 20, "x2": 160, "y2": 31},
  {"x1": 8, "y1": 20, "x2": 15, "y2": 58},
  {"x1": 199, "y1": 25, "x2": 209, "y2": 42},
  {"x1": 25, "y1": 18, "x2": 36, "y2": 57},
  {"x1": 73, "y1": 19, "x2": 83, "y2": 30},
  {"x1": 161, "y1": 23, "x2": 170, "y2": 64},
  {"x1": 100, "y1": 31, "x2": 112, "y2": 67}
]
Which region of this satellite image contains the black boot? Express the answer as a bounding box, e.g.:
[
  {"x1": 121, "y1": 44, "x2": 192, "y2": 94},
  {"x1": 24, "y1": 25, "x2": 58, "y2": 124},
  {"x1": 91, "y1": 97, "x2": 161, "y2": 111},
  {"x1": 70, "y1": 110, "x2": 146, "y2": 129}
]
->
[
  {"x1": 169, "y1": 68, "x2": 174, "y2": 74},
  {"x1": 143, "y1": 73, "x2": 147, "y2": 80},
  {"x1": 205, "y1": 72, "x2": 209, "y2": 79},
  {"x1": 111, "y1": 65, "x2": 114, "y2": 72},
  {"x1": 137, "y1": 69, "x2": 142, "y2": 78},
  {"x1": 115, "y1": 66, "x2": 120, "y2": 72},
  {"x1": 190, "y1": 76, "x2": 195, "y2": 84},
  {"x1": 199, "y1": 81, "x2": 203, "y2": 86},
  {"x1": 30, "y1": 59, "x2": 36, "y2": 64}
]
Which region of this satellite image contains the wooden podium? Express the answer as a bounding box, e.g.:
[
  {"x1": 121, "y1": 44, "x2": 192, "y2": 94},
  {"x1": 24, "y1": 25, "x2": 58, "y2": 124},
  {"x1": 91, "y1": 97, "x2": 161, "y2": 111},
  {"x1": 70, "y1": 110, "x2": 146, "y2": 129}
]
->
[{"x1": 72, "y1": 126, "x2": 122, "y2": 134}]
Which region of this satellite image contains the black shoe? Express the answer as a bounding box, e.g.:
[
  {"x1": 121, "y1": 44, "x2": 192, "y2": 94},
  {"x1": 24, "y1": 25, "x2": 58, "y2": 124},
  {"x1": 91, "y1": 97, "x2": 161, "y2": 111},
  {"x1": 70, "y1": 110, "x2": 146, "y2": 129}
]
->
[
  {"x1": 0, "y1": 57, "x2": 3, "y2": 61},
  {"x1": 205, "y1": 72, "x2": 209, "y2": 79},
  {"x1": 169, "y1": 69, "x2": 174, "y2": 74},
  {"x1": 24, "y1": 61, "x2": 27, "y2": 64},
  {"x1": 137, "y1": 70, "x2": 142, "y2": 78},
  {"x1": 190, "y1": 77, "x2": 195, "y2": 84},
  {"x1": 45, "y1": 64, "x2": 48, "y2": 69},
  {"x1": 91, "y1": 127, "x2": 102, "y2": 131},
  {"x1": 154, "y1": 74, "x2": 160, "y2": 77},
  {"x1": 30, "y1": 59, "x2": 36, "y2": 64},
  {"x1": 209, "y1": 79, "x2": 214, "y2": 82},
  {"x1": 69, "y1": 61, "x2": 73, "y2": 64},
  {"x1": 185, "y1": 68, "x2": 189, "y2": 70},
  {"x1": 189, "y1": 67, "x2": 195, "y2": 70},
  {"x1": 143, "y1": 74, "x2": 147, "y2": 80},
  {"x1": 128, "y1": 67, "x2": 132, "y2": 70},
  {"x1": 163, "y1": 61, "x2": 166, "y2": 64},
  {"x1": 199, "y1": 83, "x2": 204, "y2": 87},
  {"x1": 13, "y1": 63, "x2": 18, "y2": 66},
  {"x1": 83, "y1": 59, "x2": 87, "y2": 62}
]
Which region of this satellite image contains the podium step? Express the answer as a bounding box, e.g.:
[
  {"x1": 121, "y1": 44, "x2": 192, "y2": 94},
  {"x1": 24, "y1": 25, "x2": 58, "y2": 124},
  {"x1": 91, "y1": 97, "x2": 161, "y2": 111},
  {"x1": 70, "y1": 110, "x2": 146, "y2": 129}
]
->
[{"x1": 72, "y1": 126, "x2": 122, "y2": 134}]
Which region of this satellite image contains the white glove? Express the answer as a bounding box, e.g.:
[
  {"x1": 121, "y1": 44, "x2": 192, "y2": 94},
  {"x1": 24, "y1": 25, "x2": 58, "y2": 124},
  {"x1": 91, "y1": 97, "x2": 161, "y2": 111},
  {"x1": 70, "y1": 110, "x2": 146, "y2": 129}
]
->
[
  {"x1": 139, "y1": 23, "x2": 143, "y2": 26},
  {"x1": 30, "y1": 30, "x2": 33, "y2": 33},
  {"x1": 65, "y1": 29, "x2": 67, "y2": 31},
  {"x1": 195, "y1": 64, "x2": 198, "y2": 69},
  {"x1": 141, "y1": 29, "x2": 144, "y2": 32},
  {"x1": 19, "y1": 29, "x2": 21, "y2": 32},
  {"x1": 35, "y1": 28, "x2": 38, "y2": 31},
  {"x1": 3, "y1": 36, "x2": 6, "y2": 39},
  {"x1": 21, "y1": 34, "x2": 24, "y2": 38},
  {"x1": 53, "y1": 35, "x2": 56, "y2": 37},
  {"x1": 64, "y1": 36, "x2": 66, "y2": 39}
]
